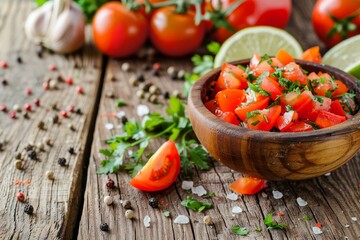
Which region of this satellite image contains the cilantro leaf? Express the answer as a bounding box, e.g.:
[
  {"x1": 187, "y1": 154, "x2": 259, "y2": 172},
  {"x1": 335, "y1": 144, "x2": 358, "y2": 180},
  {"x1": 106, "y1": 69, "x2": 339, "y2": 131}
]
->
[
  {"x1": 116, "y1": 99, "x2": 127, "y2": 107},
  {"x1": 264, "y1": 213, "x2": 286, "y2": 230},
  {"x1": 231, "y1": 226, "x2": 250, "y2": 236},
  {"x1": 181, "y1": 196, "x2": 212, "y2": 212}
]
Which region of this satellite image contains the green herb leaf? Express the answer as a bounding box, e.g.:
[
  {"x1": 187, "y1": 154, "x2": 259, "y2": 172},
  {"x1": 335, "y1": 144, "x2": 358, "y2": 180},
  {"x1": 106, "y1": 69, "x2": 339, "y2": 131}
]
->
[
  {"x1": 303, "y1": 216, "x2": 312, "y2": 220},
  {"x1": 116, "y1": 99, "x2": 127, "y2": 107},
  {"x1": 207, "y1": 42, "x2": 220, "y2": 55},
  {"x1": 231, "y1": 226, "x2": 250, "y2": 236},
  {"x1": 202, "y1": 192, "x2": 216, "y2": 198},
  {"x1": 181, "y1": 196, "x2": 212, "y2": 212},
  {"x1": 163, "y1": 211, "x2": 171, "y2": 217},
  {"x1": 255, "y1": 227, "x2": 262, "y2": 232},
  {"x1": 35, "y1": 0, "x2": 48, "y2": 6},
  {"x1": 264, "y1": 213, "x2": 286, "y2": 230}
]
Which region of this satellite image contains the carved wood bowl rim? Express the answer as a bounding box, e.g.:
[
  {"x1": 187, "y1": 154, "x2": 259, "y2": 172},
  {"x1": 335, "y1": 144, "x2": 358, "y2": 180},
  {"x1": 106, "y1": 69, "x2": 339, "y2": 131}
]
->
[{"x1": 188, "y1": 59, "x2": 360, "y2": 180}]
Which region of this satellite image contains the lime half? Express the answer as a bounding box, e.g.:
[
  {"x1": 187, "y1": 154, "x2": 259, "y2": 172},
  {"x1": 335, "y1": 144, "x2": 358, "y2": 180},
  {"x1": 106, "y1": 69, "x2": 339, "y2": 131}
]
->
[
  {"x1": 214, "y1": 26, "x2": 303, "y2": 68},
  {"x1": 344, "y1": 61, "x2": 360, "y2": 79},
  {"x1": 323, "y1": 35, "x2": 360, "y2": 71}
]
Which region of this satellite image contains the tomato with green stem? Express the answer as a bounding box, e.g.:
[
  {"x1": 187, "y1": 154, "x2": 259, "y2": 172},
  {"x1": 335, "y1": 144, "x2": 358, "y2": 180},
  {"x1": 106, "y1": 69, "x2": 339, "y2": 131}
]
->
[
  {"x1": 230, "y1": 177, "x2": 266, "y2": 195},
  {"x1": 312, "y1": 0, "x2": 360, "y2": 47},
  {"x1": 92, "y1": 2, "x2": 148, "y2": 58},
  {"x1": 149, "y1": 6, "x2": 205, "y2": 57},
  {"x1": 130, "y1": 140, "x2": 180, "y2": 192}
]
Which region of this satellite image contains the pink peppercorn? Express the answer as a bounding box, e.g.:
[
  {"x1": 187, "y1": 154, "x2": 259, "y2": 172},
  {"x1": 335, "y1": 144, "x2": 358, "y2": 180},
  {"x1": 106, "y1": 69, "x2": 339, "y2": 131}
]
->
[
  {"x1": 1, "y1": 104, "x2": 6, "y2": 112},
  {"x1": 48, "y1": 64, "x2": 57, "y2": 71},
  {"x1": 152, "y1": 62, "x2": 161, "y2": 71},
  {"x1": 76, "y1": 86, "x2": 83, "y2": 94},
  {"x1": 68, "y1": 105, "x2": 75, "y2": 112},
  {"x1": 16, "y1": 192, "x2": 26, "y2": 202},
  {"x1": 25, "y1": 104, "x2": 32, "y2": 111},
  {"x1": 65, "y1": 77, "x2": 73, "y2": 85},
  {"x1": 0, "y1": 60, "x2": 8, "y2": 69},
  {"x1": 60, "y1": 110, "x2": 68, "y2": 118},
  {"x1": 34, "y1": 99, "x2": 40, "y2": 107},
  {"x1": 26, "y1": 89, "x2": 32, "y2": 95},
  {"x1": 42, "y1": 82, "x2": 49, "y2": 90},
  {"x1": 9, "y1": 111, "x2": 16, "y2": 119}
]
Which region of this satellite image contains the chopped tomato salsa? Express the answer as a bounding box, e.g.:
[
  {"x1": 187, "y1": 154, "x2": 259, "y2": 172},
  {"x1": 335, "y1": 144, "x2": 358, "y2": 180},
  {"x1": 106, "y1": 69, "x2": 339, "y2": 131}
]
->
[{"x1": 204, "y1": 49, "x2": 358, "y2": 132}]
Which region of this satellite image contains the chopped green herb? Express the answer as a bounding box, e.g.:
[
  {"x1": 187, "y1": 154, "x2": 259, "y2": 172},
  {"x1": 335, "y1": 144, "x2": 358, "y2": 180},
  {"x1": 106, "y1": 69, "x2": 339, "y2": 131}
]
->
[
  {"x1": 264, "y1": 213, "x2": 286, "y2": 230},
  {"x1": 325, "y1": 91, "x2": 332, "y2": 98},
  {"x1": 115, "y1": 99, "x2": 127, "y2": 107},
  {"x1": 163, "y1": 211, "x2": 171, "y2": 217},
  {"x1": 202, "y1": 192, "x2": 216, "y2": 198},
  {"x1": 263, "y1": 114, "x2": 269, "y2": 123},
  {"x1": 181, "y1": 196, "x2": 212, "y2": 212},
  {"x1": 285, "y1": 105, "x2": 293, "y2": 112},
  {"x1": 303, "y1": 215, "x2": 312, "y2": 220},
  {"x1": 246, "y1": 110, "x2": 261, "y2": 120},
  {"x1": 231, "y1": 226, "x2": 250, "y2": 236},
  {"x1": 255, "y1": 227, "x2": 262, "y2": 232},
  {"x1": 251, "y1": 120, "x2": 260, "y2": 126}
]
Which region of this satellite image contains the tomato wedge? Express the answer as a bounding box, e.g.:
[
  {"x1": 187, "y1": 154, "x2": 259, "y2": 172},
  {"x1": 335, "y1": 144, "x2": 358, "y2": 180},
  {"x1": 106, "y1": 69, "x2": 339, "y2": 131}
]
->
[
  {"x1": 300, "y1": 46, "x2": 322, "y2": 63},
  {"x1": 130, "y1": 140, "x2": 180, "y2": 192},
  {"x1": 219, "y1": 111, "x2": 239, "y2": 125},
  {"x1": 332, "y1": 80, "x2": 348, "y2": 97},
  {"x1": 329, "y1": 100, "x2": 347, "y2": 117},
  {"x1": 276, "y1": 49, "x2": 295, "y2": 66},
  {"x1": 235, "y1": 97, "x2": 270, "y2": 121},
  {"x1": 245, "y1": 105, "x2": 281, "y2": 131},
  {"x1": 215, "y1": 89, "x2": 246, "y2": 112},
  {"x1": 260, "y1": 76, "x2": 284, "y2": 100},
  {"x1": 315, "y1": 110, "x2": 346, "y2": 128},
  {"x1": 230, "y1": 177, "x2": 266, "y2": 195},
  {"x1": 276, "y1": 110, "x2": 298, "y2": 132}
]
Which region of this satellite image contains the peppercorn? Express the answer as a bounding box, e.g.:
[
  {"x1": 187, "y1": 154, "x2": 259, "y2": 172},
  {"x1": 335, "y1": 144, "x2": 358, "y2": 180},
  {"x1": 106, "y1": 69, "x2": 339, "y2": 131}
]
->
[
  {"x1": 27, "y1": 150, "x2": 36, "y2": 160},
  {"x1": 68, "y1": 105, "x2": 75, "y2": 112},
  {"x1": 104, "y1": 196, "x2": 114, "y2": 205},
  {"x1": 172, "y1": 90, "x2": 180, "y2": 98},
  {"x1": 110, "y1": 74, "x2": 117, "y2": 81},
  {"x1": 177, "y1": 70, "x2": 185, "y2": 80},
  {"x1": 60, "y1": 111, "x2": 68, "y2": 118},
  {"x1": 68, "y1": 147, "x2": 75, "y2": 155},
  {"x1": 37, "y1": 121, "x2": 45, "y2": 129},
  {"x1": 148, "y1": 197, "x2": 158, "y2": 208},
  {"x1": 24, "y1": 204, "x2": 34, "y2": 215},
  {"x1": 49, "y1": 79, "x2": 58, "y2": 89},
  {"x1": 136, "y1": 74, "x2": 145, "y2": 82},
  {"x1": 43, "y1": 81, "x2": 49, "y2": 90},
  {"x1": 46, "y1": 170, "x2": 55, "y2": 180},
  {"x1": 106, "y1": 91, "x2": 115, "y2": 98},
  {"x1": 1, "y1": 104, "x2": 7, "y2": 112},
  {"x1": 15, "y1": 152, "x2": 22, "y2": 159},
  {"x1": 100, "y1": 223, "x2": 109, "y2": 231},
  {"x1": 16, "y1": 192, "x2": 26, "y2": 202},
  {"x1": 43, "y1": 137, "x2": 52, "y2": 146},
  {"x1": 106, "y1": 178, "x2": 115, "y2": 189},
  {"x1": 138, "y1": 82, "x2": 151, "y2": 92},
  {"x1": 13, "y1": 104, "x2": 21, "y2": 112},
  {"x1": 151, "y1": 69, "x2": 160, "y2": 77},
  {"x1": 65, "y1": 77, "x2": 73, "y2": 85},
  {"x1": 167, "y1": 66, "x2": 175, "y2": 75},
  {"x1": 163, "y1": 91, "x2": 170, "y2": 99},
  {"x1": 51, "y1": 103, "x2": 58, "y2": 110},
  {"x1": 169, "y1": 71, "x2": 178, "y2": 80},
  {"x1": 34, "y1": 99, "x2": 40, "y2": 107},
  {"x1": 121, "y1": 116, "x2": 128, "y2": 125},
  {"x1": 76, "y1": 86, "x2": 84, "y2": 94},
  {"x1": 57, "y1": 157, "x2": 66, "y2": 166},
  {"x1": 149, "y1": 85, "x2": 160, "y2": 95},
  {"x1": 48, "y1": 64, "x2": 57, "y2": 71},
  {"x1": 203, "y1": 215, "x2": 213, "y2": 225},
  {"x1": 49, "y1": 115, "x2": 59, "y2": 124},
  {"x1": 125, "y1": 209, "x2": 135, "y2": 219},
  {"x1": 37, "y1": 142, "x2": 45, "y2": 151},
  {"x1": 26, "y1": 89, "x2": 32, "y2": 95},
  {"x1": 2, "y1": 78, "x2": 8, "y2": 85},
  {"x1": 15, "y1": 160, "x2": 23, "y2": 170},
  {"x1": 16, "y1": 56, "x2": 22, "y2": 64},
  {"x1": 75, "y1": 108, "x2": 82, "y2": 115},
  {"x1": 129, "y1": 75, "x2": 138, "y2": 86},
  {"x1": 24, "y1": 143, "x2": 33, "y2": 151},
  {"x1": 68, "y1": 124, "x2": 76, "y2": 131},
  {"x1": 149, "y1": 95, "x2": 158, "y2": 104},
  {"x1": 25, "y1": 104, "x2": 32, "y2": 112},
  {"x1": 121, "y1": 62, "x2": 130, "y2": 72},
  {"x1": 57, "y1": 74, "x2": 64, "y2": 82},
  {"x1": 0, "y1": 60, "x2": 8, "y2": 68},
  {"x1": 122, "y1": 200, "x2": 132, "y2": 209},
  {"x1": 135, "y1": 89, "x2": 145, "y2": 99},
  {"x1": 142, "y1": 64, "x2": 151, "y2": 71}
]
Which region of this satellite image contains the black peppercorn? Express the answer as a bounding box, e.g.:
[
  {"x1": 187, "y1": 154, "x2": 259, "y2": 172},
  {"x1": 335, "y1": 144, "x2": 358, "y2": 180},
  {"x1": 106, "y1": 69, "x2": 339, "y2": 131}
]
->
[
  {"x1": 24, "y1": 204, "x2": 34, "y2": 215},
  {"x1": 149, "y1": 197, "x2": 158, "y2": 208},
  {"x1": 16, "y1": 56, "x2": 22, "y2": 64},
  {"x1": 58, "y1": 157, "x2": 66, "y2": 166},
  {"x1": 121, "y1": 116, "x2": 128, "y2": 125},
  {"x1": 75, "y1": 108, "x2": 82, "y2": 115},
  {"x1": 2, "y1": 78, "x2": 8, "y2": 86},
  {"x1": 100, "y1": 223, "x2": 109, "y2": 231},
  {"x1": 136, "y1": 74, "x2": 145, "y2": 82},
  {"x1": 163, "y1": 91, "x2": 170, "y2": 99},
  {"x1": 106, "y1": 178, "x2": 115, "y2": 189},
  {"x1": 27, "y1": 150, "x2": 36, "y2": 160},
  {"x1": 68, "y1": 147, "x2": 75, "y2": 155}
]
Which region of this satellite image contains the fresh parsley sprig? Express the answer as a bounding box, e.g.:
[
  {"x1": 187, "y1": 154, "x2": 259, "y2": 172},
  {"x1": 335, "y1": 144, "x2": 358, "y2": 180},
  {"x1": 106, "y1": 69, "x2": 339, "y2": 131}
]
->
[
  {"x1": 98, "y1": 97, "x2": 210, "y2": 176},
  {"x1": 181, "y1": 196, "x2": 212, "y2": 212}
]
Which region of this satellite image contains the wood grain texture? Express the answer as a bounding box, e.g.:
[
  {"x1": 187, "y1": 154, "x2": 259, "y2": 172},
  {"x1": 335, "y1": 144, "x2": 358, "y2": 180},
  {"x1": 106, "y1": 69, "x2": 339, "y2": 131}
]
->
[
  {"x1": 188, "y1": 59, "x2": 360, "y2": 180},
  {"x1": 0, "y1": 0, "x2": 102, "y2": 239}
]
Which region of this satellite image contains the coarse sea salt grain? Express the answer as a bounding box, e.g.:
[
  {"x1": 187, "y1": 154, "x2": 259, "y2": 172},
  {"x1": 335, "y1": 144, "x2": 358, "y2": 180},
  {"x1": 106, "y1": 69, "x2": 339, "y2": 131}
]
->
[
  {"x1": 105, "y1": 123, "x2": 114, "y2": 130},
  {"x1": 174, "y1": 215, "x2": 190, "y2": 224},
  {"x1": 324, "y1": 172, "x2": 331, "y2": 176},
  {"x1": 272, "y1": 190, "x2": 284, "y2": 199},
  {"x1": 192, "y1": 185, "x2": 207, "y2": 196},
  {"x1": 137, "y1": 104, "x2": 150, "y2": 117},
  {"x1": 232, "y1": 206, "x2": 243, "y2": 214},
  {"x1": 226, "y1": 193, "x2": 238, "y2": 201},
  {"x1": 181, "y1": 181, "x2": 193, "y2": 190},
  {"x1": 261, "y1": 192, "x2": 268, "y2": 198},
  {"x1": 351, "y1": 217, "x2": 358, "y2": 222},
  {"x1": 297, "y1": 197, "x2": 308, "y2": 207},
  {"x1": 312, "y1": 226, "x2": 323, "y2": 235},
  {"x1": 144, "y1": 215, "x2": 151, "y2": 228}
]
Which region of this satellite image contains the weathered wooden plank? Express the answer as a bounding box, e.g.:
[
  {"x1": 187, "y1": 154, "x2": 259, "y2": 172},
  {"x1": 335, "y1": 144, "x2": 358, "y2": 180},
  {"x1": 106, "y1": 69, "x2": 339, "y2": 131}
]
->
[{"x1": 0, "y1": 0, "x2": 102, "y2": 239}]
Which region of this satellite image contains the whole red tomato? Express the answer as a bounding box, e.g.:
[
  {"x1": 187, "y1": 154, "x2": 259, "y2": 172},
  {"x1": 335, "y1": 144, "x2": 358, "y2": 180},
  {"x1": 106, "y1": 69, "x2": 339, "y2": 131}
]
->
[
  {"x1": 92, "y1": 2, "x2": 148, "y2": 58},
  {"x1": 149, "y1": 6, "x2": 206, "y2": 57},
  {"x1": 211, "y1": 0, "x2": 292, "y2": 43},
  {"x1": 312, "y1": 0, "x2": 360, "y2": 47}
]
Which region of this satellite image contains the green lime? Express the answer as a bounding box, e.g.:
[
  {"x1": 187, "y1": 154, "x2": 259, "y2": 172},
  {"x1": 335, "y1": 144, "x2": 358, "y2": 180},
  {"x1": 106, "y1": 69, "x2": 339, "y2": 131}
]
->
[
  {"x1": 323, "y1": 35, "x2": 360, "y2": 71},
  {"x1": 214, "y1": 26, "x2": 303, "y2": 68},
  {"x1": 345, "y1": 61, "x2": 360, "y2": 79}
]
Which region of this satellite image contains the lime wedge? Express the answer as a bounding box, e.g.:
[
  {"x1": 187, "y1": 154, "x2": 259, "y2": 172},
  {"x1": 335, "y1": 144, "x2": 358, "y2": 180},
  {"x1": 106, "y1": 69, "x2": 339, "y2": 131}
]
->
[
  {"x1": 344, "y1": 61, "x2": 360, "y2": 79},
  {"x1": 323, "y1": 35, "x2": 360, "y2": 71},
  {"x1": 214, "y1": 26, "x2": 303, "y2": 68}
]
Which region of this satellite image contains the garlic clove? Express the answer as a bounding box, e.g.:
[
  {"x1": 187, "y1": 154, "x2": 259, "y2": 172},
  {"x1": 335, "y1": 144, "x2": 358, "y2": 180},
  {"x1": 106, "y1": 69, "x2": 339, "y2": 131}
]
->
[
  {"x1": 47, "y1": 3, "x2": 86, "y2": 53},
  {"x1": 24, "y1": 2, "x2": 53, "y2": 44}
]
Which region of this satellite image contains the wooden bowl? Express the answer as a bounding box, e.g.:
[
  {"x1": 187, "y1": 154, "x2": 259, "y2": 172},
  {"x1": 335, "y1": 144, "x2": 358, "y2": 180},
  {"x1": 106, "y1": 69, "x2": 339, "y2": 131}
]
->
[{"x1": 188, "y1": 59, "x2": 360, "y2": 180}]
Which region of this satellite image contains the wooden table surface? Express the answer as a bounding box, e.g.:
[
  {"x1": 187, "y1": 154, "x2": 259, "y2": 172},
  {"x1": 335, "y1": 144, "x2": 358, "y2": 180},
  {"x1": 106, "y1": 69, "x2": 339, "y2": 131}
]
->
[{"x1": 0, "y1": 0, "x2": 359, "y2": 239}]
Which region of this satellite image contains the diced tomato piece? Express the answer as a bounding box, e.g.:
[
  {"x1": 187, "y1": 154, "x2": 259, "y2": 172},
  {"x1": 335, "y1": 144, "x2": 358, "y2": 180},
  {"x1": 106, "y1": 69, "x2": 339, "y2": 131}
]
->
[
  {"x1": 230, "y1": 177, "x2": 266, "y2": 195},
  {"x1": 281, "y1": 91, "x2": 314, "y2": 119},
  {"x1": 215, "y1": 89, "x2": 246, "y2": 113},
  {"x1": 332, "y1": 80, "x2": 348, "y2": 97},
  {"x1": 204, "y1": 99, "x2": 218, "y2": 114},
  {"x1": 260, "y1": 76, "x2": 284, "y2": 100},
  {"x1": 250, "y1": 53, "x2": 261, "y2": 70},
  {"x1": 308, "y1": 72, "x2": 335, "y2": 96},
  {"x1": 235, "y1": 97, "x2": 270, "y2": 121},
  {"x1": 286, "y1": 121, "x2": 313, "y2": 132},
  {"x1": 300, "y1": 46, "x2": 322, "y2": 63},
  {"x1": 282, "y1": 62, "x2": 307, "y2": 85},
  {"x1": 253, "y1": 60, "x2": 275, "y2": 77},
  {"x1": 215, "y1": 63, "x2": 248, "y2": 92},
  {"x1": 329, "y1": 100, "x2": 347, "y2": 117},
  {"x1": 245, "y1": 105, "x2": 281, "y2": 131},
  {"x1": 276, "y1": 49, "x2": 294, "y2": 66},
  {"x1": 276, "y1": 110, "x2": 298, "y2": 132},
  {"x1": 219, "y1": 111, "x2": 239, "y2": 125},
  {"x1": 315, "y1": 110, "x2": 346, "y2": 128},
  {"x1": 270, "y1": 57, "x2": 284, "y2": 69}
]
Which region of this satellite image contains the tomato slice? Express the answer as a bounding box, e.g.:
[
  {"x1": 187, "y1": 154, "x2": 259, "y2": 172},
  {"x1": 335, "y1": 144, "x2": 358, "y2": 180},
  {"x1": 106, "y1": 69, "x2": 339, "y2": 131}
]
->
[
  {"x1": 276, "y1": 49, "x2": 294, "y2": 66},
  {"x1": 260, "y1": 76, "x2": 284, "y2": 100},
  {"x1": 332, "y1": 80, "x2": 348, "y2": 97},
  {"x1": 215, "y1": 89, "x2": 246, "y2": 113},
  {"x1": 230, "y1": 177, "x2": 266, "y2": 195},
  {"x1": 130, "y1": 140, "x2": 180, "y2": 192},
  {"x1": 215, "y1": 63, "x2": 248, "y2": 92},
  {"x1": 329, "y1": 100, "x2": 347, "y2": 117},
  {"x1": 315, "y1": 110, "x2": 346, "y2": 128},
  {"x1": 245, "y1": 105, "x2": 281, "y2": 131},
  {"x1": 300, "y1": 46, "x2": 322, "y2": 63},
  {"x1": 235, "y1": 97, "x2": 270, "y2": 122}
]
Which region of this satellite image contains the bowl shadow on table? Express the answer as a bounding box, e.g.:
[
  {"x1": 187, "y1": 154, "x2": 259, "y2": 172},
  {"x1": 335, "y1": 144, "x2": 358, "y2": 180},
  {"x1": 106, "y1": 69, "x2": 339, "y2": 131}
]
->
[{"x1": 188, "y1": 59, "x2": 360, "y2": 181}]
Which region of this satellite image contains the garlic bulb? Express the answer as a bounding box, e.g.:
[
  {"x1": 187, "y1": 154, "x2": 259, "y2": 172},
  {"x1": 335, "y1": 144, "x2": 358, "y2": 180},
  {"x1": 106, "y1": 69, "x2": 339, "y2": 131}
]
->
[{"x1": 24, "y1": 0, "x2": 86, "y2": 54}]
